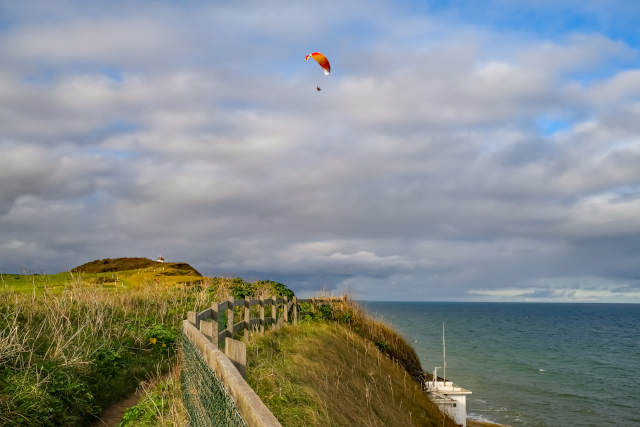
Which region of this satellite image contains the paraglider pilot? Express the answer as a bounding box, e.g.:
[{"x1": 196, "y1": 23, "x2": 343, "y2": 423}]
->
[{"x1": 306, "y1": 53, "x2": 330, "y2": 92}]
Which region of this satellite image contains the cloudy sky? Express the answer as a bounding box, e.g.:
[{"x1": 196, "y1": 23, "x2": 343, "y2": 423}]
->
[{"x1": 1, "y1": 0, "x2": 640, "y2": 302}]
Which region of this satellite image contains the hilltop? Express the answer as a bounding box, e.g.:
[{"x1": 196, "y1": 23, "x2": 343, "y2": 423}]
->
[
  {"x1": 71, "y1": 257, "x2": 202, "y2": 276},
  {"x1": 2, "y1": 258, "x2": 203, "y2": 293},
  {"x1": 70, "y1": 257, "x2": 202, "y2": 287}
]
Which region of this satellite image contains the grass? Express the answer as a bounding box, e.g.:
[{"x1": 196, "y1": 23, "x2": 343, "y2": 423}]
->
[
  {"x1": 0, "y1": 272, "x2": 75, "y2": 294},
  {"x1": 0, "y1": 269, "x2": 293, "y2": 426},
  {"x1": 117, "y1": 356, "x2": 187, "y2": 427},
  {"x1": 245, "y1": 297, "x2": 458, "y2": 427},
  {"x1": 0, "y1": 277, "x2": 187, "y2": 426},
  {"x1": 0, "y1": 263, "x2": 202, "y2": 295},
  {"x1": 1, "y1": 259, "x2": 454, "y2": 426}
]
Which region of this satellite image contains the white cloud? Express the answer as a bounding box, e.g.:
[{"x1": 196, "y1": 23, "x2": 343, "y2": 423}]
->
[{"x1": 1, "y1": 0, "x2": 640, "y2": 301}]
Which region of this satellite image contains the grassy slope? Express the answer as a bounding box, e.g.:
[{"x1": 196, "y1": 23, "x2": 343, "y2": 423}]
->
[
  {"x1": 246, "y1": 322, "x2": 458, "y2": 427},
  {"x1": 0, "y1": 273, "x2": 73, "y2": 294}
]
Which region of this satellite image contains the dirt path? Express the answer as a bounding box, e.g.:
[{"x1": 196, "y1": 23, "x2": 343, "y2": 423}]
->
[{"x1": 90, "y1": 389, "x2": 143, "y2": 427}]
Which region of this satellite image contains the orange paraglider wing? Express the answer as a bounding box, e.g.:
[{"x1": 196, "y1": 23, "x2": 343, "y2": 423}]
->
[{"x1": 305, "y1": 52, "x2": 330, "y2": 75}]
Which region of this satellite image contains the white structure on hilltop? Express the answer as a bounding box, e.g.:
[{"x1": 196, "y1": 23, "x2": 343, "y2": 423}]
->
[
  {"x1": 157, "y1": 255, "x2": 164, "y2": 263},
  {"x1": 426, "y1": 372, "x2": 472, "y2": 427}
]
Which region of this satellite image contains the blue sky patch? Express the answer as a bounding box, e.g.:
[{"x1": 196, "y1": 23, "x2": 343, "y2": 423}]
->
[{"x1": 536, "y1": 116, "x2": 573, "y2": 136}]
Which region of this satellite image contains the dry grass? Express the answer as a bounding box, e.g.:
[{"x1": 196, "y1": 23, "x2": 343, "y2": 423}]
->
[
  {"x1": 246, "y1": 320, "x2": 458, "y2": 427},
  {"x1": 0, "y1": 274, "x2": 294, "y2": 425},
  {"x1": 0, "y1": 276, "x2": 221, "y2": 425},
  {"x1": 319, "y1": 293, "x2": 428, "y2": 384}
]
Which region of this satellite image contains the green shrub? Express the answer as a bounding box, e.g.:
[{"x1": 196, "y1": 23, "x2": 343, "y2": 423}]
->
[
  {"x1": 146, "y1": 324, "x2": 178, "y2": 354},
  {"x1": 93, "y1": 348, "x2": 126, "y2": 379},
  {"x1": 318, "y1": 304, "x2": 332, "y2": 320},
  {"x1": 375, "y1": 340, "x2": 392, "y2": 353}
]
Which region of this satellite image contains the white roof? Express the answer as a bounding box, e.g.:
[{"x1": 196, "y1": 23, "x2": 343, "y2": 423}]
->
[{"x1": 426, "y1": 381, "x2": 472, "y2": 395}]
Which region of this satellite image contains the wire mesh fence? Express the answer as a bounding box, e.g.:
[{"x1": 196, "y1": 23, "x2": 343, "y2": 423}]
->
[{"x1": 181, "y1": 329, "x2": 247, "y2": 427}]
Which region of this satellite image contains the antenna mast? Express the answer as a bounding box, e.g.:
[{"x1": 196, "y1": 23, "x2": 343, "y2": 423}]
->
[{"x1": 443, "y1": 322, "x2": 446, "y2": 383}]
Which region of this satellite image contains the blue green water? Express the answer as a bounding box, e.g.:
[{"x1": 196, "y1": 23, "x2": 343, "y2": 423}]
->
[{"x1": 364, "y1": 302, "x2": 640, "y2": 427}]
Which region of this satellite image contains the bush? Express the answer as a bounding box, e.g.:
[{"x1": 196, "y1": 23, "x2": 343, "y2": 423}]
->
[
  {"x1": 318, "y1": 304, "x2": 332, "y2": 320},
  {"x1": 0, "y1": 364, "x2": 98, "y2": 426},
  {"x1": 146, "y1": 324, "x2": 178, "y2": 354}
]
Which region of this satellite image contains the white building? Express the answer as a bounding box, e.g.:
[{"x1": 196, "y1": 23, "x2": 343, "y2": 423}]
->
[
  {"x1": 426, "y1": 372, "x2": 472, "y2": 427},
  {"x1": 157, "y1": 255, "x2": 164, "y2": 263}
]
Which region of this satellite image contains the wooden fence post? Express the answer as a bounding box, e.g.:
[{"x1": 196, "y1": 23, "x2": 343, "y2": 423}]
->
[
  {"x1": 271, "y1": 296, "x2": 277, "y2": 330},
  {"x1": 225, "y1": 337, "x2": 247, "y2": 379},
  {"x1": 211, "y1": 301, "x2": 219, "y2": 339},
  {"x1": 187, "y1": 311, "x2": 196, "y2": 325},
  {"x1": 244, "y1": 298, "x2": 250, "y2": 342},
  {"x1": 283, "y1": 296, "x2": 288, "y2": 324},
  {"x1": 227, "y1": 295, "x2": 235, "y2": 340},
  {"x1": 260, "y1": 297, "x2": 265, "y2": 334},
  {"x1": 293, "y1": 296, "x2": 298, "y2": 325},
  {"x1": 195, "y1": 308, "x2": 212, "y2": 330},
  {"x1": 210, "y1": 301, "x2": 228, "y2": 348}
]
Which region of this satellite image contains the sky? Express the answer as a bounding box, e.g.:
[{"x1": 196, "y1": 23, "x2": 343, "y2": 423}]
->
[{"x1": 1, "y1": 0, "x2": 640, "y2": 302}]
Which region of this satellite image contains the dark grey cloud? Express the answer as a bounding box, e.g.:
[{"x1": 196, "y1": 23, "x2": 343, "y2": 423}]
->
[{"x1": 1, "y1": 1, "x2": 640, "y2": 301}]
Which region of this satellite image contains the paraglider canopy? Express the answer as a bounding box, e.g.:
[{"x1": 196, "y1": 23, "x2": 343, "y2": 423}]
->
[{"x1": 305, "y1": 52, "x2": 330, "y2": 75}]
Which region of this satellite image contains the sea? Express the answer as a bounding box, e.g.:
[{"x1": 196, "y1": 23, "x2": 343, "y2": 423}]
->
[{"x1": 364, "y1": 302, "x2": 640, "y2": 427}]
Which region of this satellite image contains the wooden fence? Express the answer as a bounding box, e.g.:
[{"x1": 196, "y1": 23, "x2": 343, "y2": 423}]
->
[{"x1": 187, "y1": 295, "x2": 347, "y2": 348}]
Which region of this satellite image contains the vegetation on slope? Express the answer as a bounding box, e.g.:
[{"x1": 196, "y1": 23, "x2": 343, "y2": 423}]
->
[
  {"x1": 0, "y1": 278, "x2": 182, "y2": 426},
  {"x1": 245, "y1": 299, "x2": 457, "y2": 427},
  {"x1": 0, "y1": 271, "x2": 293, "y2": 426},
  {"x1": 1, "y1": 259, "x2": 205, "y2": 295},
  {"x1": 117, "y1": 361, "x2": 187, "y2": 427},
  {"x1": 2, "y1": 259, "x2": 453, "y2": 426}
]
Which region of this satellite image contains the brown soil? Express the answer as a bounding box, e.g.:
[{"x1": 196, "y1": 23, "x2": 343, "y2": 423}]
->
[{"x1": 90, "y1": 389, "x2": 142, "y2": 427}]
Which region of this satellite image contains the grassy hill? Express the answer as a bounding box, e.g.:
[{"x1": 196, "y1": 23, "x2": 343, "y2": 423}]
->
[
  {"x1": 71, "y1": 257, "x2": 162, "y2": 273},
  {"x1": 0, "y1": 258, "x2": 461, "y2": 426},
  {"x1": 71, "y1": 257, "x2": 202, "y2": 276},
  {"x1": 2, "y1": 258, "x2": 203, "y2": 294}
]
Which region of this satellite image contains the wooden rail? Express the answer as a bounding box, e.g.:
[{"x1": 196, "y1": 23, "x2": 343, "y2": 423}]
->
[{"x1": 187, "y1": 295, "x2": 348, "y2": 348}]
